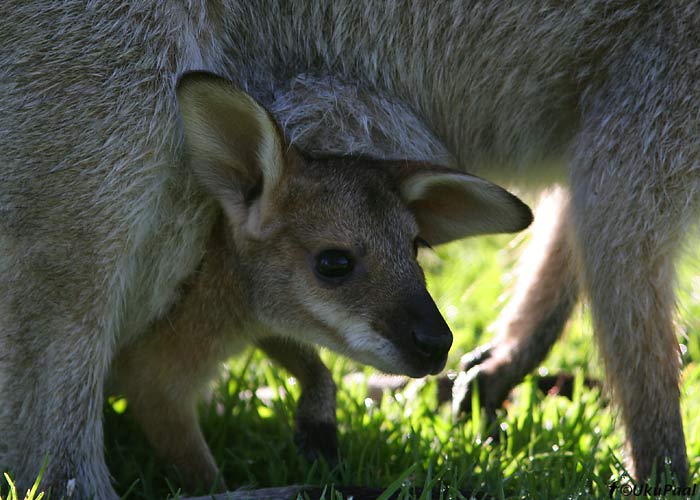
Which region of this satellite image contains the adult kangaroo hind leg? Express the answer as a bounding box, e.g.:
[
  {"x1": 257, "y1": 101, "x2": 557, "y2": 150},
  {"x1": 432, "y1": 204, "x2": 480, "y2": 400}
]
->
[
  {"x1": 569, "y1": 72, "x2": 696, "y2": 484},
  {"x1": 453, "y1": 187, "x2": 579, "y2": 417}
]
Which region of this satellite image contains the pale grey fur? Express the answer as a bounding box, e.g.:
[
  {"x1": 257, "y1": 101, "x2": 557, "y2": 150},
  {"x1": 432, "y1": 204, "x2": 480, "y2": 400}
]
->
[
  {"x1": 1, "y1": 1, "x2": 698, "y2": 497},
  {"x1": 269, "y1": 74, "x2": 451, "y2": 163}
]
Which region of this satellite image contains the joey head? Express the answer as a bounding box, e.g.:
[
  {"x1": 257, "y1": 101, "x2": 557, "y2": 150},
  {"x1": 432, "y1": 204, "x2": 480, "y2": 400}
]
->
[{"x1": 114, "y1": 72, "x2": 532, "y2": 494}]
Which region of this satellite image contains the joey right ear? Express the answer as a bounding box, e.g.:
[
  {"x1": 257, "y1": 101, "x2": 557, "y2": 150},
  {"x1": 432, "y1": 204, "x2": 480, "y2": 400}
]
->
[
  {"x1": 393, "y1": 162, "x2": 533, "y2": 245},
  {"x1": 176, "y1": 71, "x2": 288, "y2": 234}
]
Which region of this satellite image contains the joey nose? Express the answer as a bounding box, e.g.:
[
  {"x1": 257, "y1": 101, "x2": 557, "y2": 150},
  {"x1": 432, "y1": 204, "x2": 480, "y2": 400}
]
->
[
  {"x1": 407, "y1": 291, "x2": 453, "y2": 359},
  {"x1": 412, "y1": 326, "x2": 453, "y2": 358},
  {"x1": 391, "y1": 290, "x2": 454, "y2": 376}
]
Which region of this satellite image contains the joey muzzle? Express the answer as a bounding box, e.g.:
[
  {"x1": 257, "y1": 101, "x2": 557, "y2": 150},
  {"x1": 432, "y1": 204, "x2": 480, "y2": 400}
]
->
[{"x1": 386, "y1": 289, "x2": 453, "y2": 377}]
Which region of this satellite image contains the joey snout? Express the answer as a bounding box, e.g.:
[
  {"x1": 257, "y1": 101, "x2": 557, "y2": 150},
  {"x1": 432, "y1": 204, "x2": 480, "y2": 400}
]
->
[{"x1": 383, "y1": 289, "x2": 453, "y2": 377}]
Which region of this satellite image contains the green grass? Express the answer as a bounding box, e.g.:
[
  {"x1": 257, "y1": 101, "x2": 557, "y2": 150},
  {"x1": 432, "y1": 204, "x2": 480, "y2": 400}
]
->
[{"x1": 5, "y1": 234, "x2": 700, "y2": 499}]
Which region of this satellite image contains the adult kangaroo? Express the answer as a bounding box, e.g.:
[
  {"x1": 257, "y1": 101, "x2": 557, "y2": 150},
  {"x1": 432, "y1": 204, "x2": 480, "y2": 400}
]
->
[{"x1": 1, "y1": 1, "x2": 695, "y2": 496}]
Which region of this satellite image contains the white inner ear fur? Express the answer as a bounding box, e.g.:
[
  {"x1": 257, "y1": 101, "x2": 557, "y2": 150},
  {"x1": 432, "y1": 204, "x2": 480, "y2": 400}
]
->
[
  {"x1": 401, "y1": 172, "x2": 500, "y2": 207},
  {"x1": 248, "y1": 108, "x2": 284, "y2": 236},
  {"x1": 254, "y1": 108, "x2": 283, "y2": 196}
]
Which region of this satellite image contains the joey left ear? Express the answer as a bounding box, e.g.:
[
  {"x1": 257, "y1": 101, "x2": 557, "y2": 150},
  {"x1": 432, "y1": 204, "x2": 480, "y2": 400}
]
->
[
  {"x1": 176, "y1": 71, "x2": 289, "y2": 234},
  {"x1": 395, "y1": 163, "x2": 533, "y2": 245}
]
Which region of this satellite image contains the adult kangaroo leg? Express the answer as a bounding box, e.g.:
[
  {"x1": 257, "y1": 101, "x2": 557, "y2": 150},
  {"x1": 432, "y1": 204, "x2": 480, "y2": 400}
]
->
[
  {"x1": 453, "y1": 187, "x2": 578, "y2": 415},
  {"x1": 568, "y1": 84, "x2": 691, "y2": 483},
  {"x1": 0, "y1": 262, "x2": 117, "y2": 499},
  {"x1": 256, "y1": 338, "x2": 338, "y2": 464}
]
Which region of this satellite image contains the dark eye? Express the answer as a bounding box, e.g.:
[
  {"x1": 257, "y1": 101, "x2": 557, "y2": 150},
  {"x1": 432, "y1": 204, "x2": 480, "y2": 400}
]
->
[
  {"x1": 314, "y1": 249, "x2": 355, "y2": 282},
  {"x1": 413, "y1": 237, "x2": 432, "y2": 256}
]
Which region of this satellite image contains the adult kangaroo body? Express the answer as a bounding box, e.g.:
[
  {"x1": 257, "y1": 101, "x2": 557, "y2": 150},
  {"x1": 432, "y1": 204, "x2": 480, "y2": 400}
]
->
[{"x1": 1, "y1": 1, "x2": 695, "y2": 497}]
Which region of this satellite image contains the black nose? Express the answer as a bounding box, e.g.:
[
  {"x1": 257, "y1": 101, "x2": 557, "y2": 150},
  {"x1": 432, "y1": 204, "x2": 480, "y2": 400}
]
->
[
  {"x1": 404, "y1": 290, "x2": 453, "y2": 360},
  {"x1": 412, "y1": 328, "x2": 453, "y2": 358}
]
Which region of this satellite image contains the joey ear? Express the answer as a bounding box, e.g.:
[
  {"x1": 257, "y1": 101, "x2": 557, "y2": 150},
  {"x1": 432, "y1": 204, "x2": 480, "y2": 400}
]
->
[
  {"x1": 395, "y1": 163, "x2": 533, "y2": 245},
  {"x1": 176, "y1": 71, "x2": 287, "y2": 231}
]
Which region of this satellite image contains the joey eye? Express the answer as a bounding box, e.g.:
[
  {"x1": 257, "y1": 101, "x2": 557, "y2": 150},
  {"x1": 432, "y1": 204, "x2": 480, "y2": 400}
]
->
[
  {"x1": 314, "y1": 249, "x2": 355, "y2": 282},
  {"x1": 413, "y1": 237, "x2": 432, "y2": 256}
]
